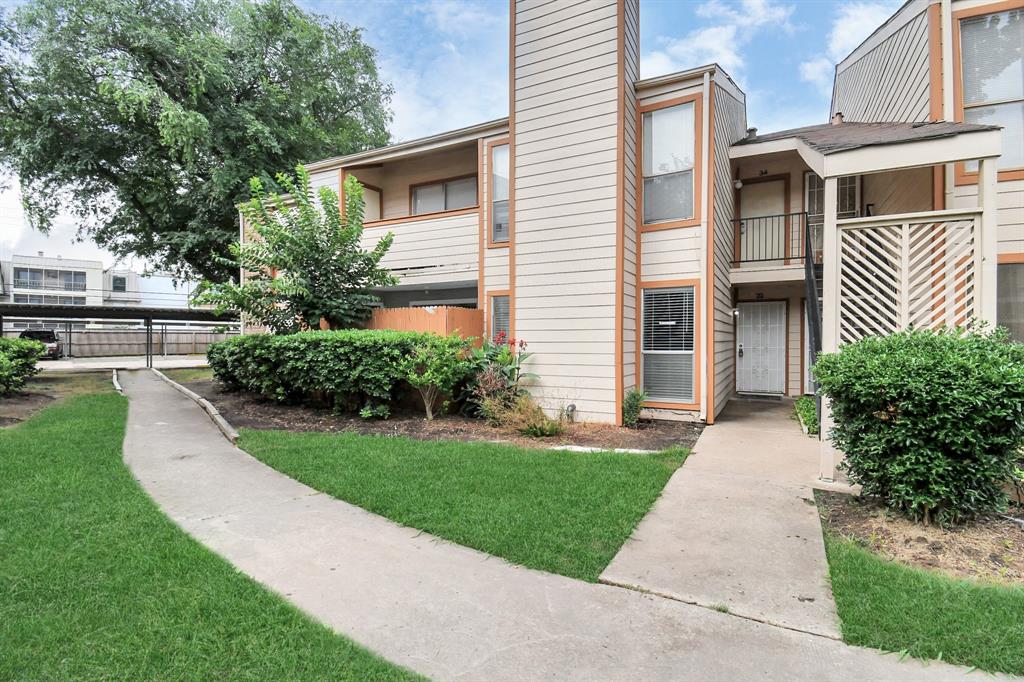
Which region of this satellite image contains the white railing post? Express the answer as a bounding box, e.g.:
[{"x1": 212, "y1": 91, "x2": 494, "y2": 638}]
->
[
  {"x1": 819, "y1": 177, "x2": 840, "y2": 482},
  {"x1": 978, "y1": 157, "x2": 998, "y2": 325},
  {"x1": 900, "y1": 222, "x2": 911, "y2": 329}
]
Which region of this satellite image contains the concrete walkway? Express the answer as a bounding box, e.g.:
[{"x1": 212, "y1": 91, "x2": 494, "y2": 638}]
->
[
  {"x1": 42, "y1": 354, "x2": 207, "y2": 372},
  {"x1": 119, "y1": 371, "x2": 985, "y2": 681},
  {"x1": 602, "y1": 399, "x2": 839, "y2": 637}
]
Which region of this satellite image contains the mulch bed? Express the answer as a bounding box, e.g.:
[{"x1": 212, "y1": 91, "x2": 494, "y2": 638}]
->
[
  {"x1": 817, "y1": 490, "x2": 1024, "y2": 585},
  {"x1": 178, "y1": 379, "x2": 703, "y2": 451},
  {"x1": 0, "y1": 391, "x2": 55, "y2": 427}
]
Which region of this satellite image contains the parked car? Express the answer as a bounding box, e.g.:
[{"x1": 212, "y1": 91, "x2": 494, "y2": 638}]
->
[{"x1": 18, "y1": 329, "x2": 62, "y2": 359}]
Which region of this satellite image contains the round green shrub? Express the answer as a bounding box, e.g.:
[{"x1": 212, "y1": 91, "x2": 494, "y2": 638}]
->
[
  {"x1": 0, "y1": 338, "x2": 44, "y2": 395},
  {"x1": 206, "y1": 329, "x2": 440, "y2": 411},
  {"x1": 814, "y1": 328, "x2": 1024, "y2": 524}
]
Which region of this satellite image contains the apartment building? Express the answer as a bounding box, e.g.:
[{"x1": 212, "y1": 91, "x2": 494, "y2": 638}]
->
[
  {"x1": 271, "y1": 0, "x2": 1018, "y2": 438},
  {"x1": 0, "y1": 252, "x2": 201, "y2": 328}
]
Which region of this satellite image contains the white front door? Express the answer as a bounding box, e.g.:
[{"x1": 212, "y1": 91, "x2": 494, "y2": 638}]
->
[
  {"x1": 736, "y1": 301, "x2": 787, "y2": 394},
  {"x1": 739, "y1": 179, "x2": 786, "y2": 262}
]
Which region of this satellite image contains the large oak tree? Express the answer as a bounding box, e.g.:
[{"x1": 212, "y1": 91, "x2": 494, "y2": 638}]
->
[{"x1": 0, "y1": 0, "x2": 392, "y2": 282}]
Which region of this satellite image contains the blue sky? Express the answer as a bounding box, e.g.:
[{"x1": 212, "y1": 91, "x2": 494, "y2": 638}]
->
[
  {"x1": 311, "y1": 0, "x2": 903, "y2": 141},
  {"x1": 3, "y1": 0, "x2": 904, "y2": 264}
]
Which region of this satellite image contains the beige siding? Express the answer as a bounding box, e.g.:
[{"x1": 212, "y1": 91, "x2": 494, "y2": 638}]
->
[
  {"x1": 640, "y1": 229, "x2": 702, "y2": 280},
  {"x1": 861, "y1": 167, "x2": 933, "y2": 215},
  {"x1": 350, "y1": 145, "x2": 478, "y2": 220},
  {"x1": 361, "y1": 211, "x2": 479, "y2": 287},
  {"x1": 832, "y1": 9, "x2": 931, "y2": 123},
  {"x1": 309, "y1": 168, "x2": 340, "y2": 197},
  {"x1": 712, "y1": 82, "x2": 747, "y2": 417},
  {"x1": 950, "y1": 179, "x2": 1024, "y2": 255},
  {"x1": 512, "y1": 0, "x2": 624, "y2": 422}
]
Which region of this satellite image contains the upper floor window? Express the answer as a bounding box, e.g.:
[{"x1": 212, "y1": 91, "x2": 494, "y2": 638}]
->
[
  {"x1": 411, "y1": 175, "x2": 477, "y2": 215},
  {"x1": 112, "y1": 276, "x2": 127, "y2": 293},
  {"x1": 804, "y1": 173, "x2": 859, "y2": 222},
  {"x1": 642, "y1": 101, "x2": 696, "y2": 224},
  {"x1": 960, "y1": 8, "x2": 1023, "y2": 171},
  {"x1": 13, "y1": 267, "x2": 86, "y2": 291},
  {"x1": 490, "y1": 144, "x2": 510, "y2": 244}
]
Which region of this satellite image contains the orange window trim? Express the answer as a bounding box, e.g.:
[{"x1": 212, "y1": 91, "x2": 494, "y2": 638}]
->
[
  {"x1": 636, "y1": 278, "x2": 702, "y2": 412},
  {"x1": 636, "y1": 93, "x2": 704, "y2": 232},
  {"x1": 998, "y1": 253, "x2": 1024, "y2": 264},
  {"x1": 485, "y1": 137, "x2": 511, "y2": 249},
  {"x1": 951, "y1": 0, "x2": 1024, "y2": 186},
  {"x1": 486, "y1": 289, "x2": 510, "y2": 339}
]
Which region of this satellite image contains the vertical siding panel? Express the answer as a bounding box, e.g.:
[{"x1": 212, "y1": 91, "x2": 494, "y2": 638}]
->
[
  {"x1": 512, "y1": 0, "x2": 625, "y2": 422},
  {"x1": 832, "y1": 10, "x2": 931, "y2": 122},
  {"x1": 712, "y1": 83, "x2": 747, "y2": 417}
]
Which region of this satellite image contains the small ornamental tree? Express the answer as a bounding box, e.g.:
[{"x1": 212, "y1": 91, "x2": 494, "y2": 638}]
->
[
  {"x1": 197, "y1": 167, "x2": 397, "y2": 333},
  {"x1": 814, "y1": 327, "x2": 1024, "y2": 525},
  {"x1": 400, "y1": 335, "x2": 473, "y2": 420}
]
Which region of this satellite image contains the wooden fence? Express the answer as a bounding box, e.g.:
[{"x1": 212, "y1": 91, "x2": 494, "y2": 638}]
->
[{"x1": 364, "y1": 307, "x2": 483, "y2": 340}]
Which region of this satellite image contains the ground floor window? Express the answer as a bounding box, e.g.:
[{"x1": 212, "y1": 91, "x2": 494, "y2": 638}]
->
[
  {"x1": 997, "y1": 262, "x2": 1023, "y2": 342},
  {"x1": 490, "y1": 294, "x2": 510, "y2": 341},
  {"x1": 641, "y1": 286, "x2": 695, "y2": 402}
]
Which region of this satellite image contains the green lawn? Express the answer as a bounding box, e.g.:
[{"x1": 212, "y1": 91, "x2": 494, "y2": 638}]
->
[
  {"x1": 162, "y1": 366, "x2": 214, "y2": 383},
  {"x1": 0, "y1": 390, "x2": 417, "y2": 681},
  {"x1": 240, "y1": 430, "x2": 687, "y2": 581},
  {"x1": 824, "y1": 533, "x2": 1024, "y2": 675}
]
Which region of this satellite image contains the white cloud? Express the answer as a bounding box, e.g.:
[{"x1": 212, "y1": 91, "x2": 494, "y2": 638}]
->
[
  {"x1": 799, "y1": 57, "x2": 835, "y2": 97},
  {"x1": 0, "y1": 178, "x2": 118, "y2": 265},
  {"x1": 640, "y1": 0, "x2": 793, "y2": 81},
  {"x1": 798, "y1": 1, "x2": 901, "y2": 97}
]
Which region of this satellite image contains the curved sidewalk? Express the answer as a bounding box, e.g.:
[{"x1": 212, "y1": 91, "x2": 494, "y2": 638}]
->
[{"x1": 119, "y1": 370, "x2": 987, "y2": 681}]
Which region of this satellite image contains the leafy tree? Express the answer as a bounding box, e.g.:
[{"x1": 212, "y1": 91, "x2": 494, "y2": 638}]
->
[
  {"x1": 0, "y1": 0, "x2": 392, "y2": 282},
  {"x1": 198, "y1": 167, "x2": 397, "y2": 334}
]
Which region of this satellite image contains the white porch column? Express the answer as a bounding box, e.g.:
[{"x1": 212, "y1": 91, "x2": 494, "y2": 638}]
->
[
  {"x1": 819, "y1": 177, "x2": 840, "y2": 482},
  {"x1": 978, "y1": 156, "x2": 999, "y2": 325}
]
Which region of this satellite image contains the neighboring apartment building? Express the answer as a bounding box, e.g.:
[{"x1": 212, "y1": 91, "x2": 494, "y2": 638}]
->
[
  {"x1": 257, "y1": 0, "x2": 1018, "y2": 437},
  {"x1": 0, "y1": 252, "x2": 201, "y2": 328}
]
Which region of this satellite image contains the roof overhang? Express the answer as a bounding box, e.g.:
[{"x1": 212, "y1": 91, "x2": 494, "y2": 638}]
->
[
  {"x1": 730, "y1": 128, "x2": 1002, "y2": 178},
  {"x1": 0, "y1": 303, "x2": 237, "y2": 323},
  {"x1": 306, "y1": 118, "x2": 509, "y2": 172}
]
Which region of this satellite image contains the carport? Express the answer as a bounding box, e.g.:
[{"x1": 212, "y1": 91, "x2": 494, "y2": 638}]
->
[{"x1": 0, "y1": 303, "x2": 238, "y2": 368}]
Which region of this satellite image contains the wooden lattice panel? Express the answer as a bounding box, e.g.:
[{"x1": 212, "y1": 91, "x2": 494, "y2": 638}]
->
[{"x1": 837, "y1": 217, "x2": 977, "y2": 343}]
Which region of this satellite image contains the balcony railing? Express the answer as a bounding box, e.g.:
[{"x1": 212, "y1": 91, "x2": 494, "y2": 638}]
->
[
  {"x1": 732, "y1": 212, "x2": 823, "y2": 265},
  {"x1": 12, "y1": 279, "x2": 87, "y2": 292}
]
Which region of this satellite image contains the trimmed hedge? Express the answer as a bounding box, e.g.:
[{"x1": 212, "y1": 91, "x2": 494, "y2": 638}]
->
[
  {"x1": 814, "y1": 328, "x2": 1024, "y2": 524},
  {"x1": 207, "y1": 330, "x2": 442, "y2": 410},
  {"x1": 0, "y1": 338, "x2": 44, "y2": 396}
]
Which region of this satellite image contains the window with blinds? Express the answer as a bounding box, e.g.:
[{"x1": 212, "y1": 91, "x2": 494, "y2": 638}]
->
[
  {"x1": 641, "y1": 287, "x2": 695, "y2": 403},
  {"x1": 491, "y1": 295, "x2": 510, "y2": 340},
  {"x1": 960, "y1": 9, "x2": 1024, "y2": 171}
]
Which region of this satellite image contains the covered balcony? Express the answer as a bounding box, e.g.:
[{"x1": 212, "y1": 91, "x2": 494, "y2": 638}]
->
[
  {"x1": 730, "y1": 117, "x2": 1003, "y2": 480},
  {"x1": 304, "y1": 120, "x2": 508, "y2": 299}
]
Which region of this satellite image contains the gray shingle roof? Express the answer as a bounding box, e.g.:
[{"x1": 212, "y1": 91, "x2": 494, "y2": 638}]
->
[{"x1": 733, "y1": 121, "x2": 999, "y2": 155}]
